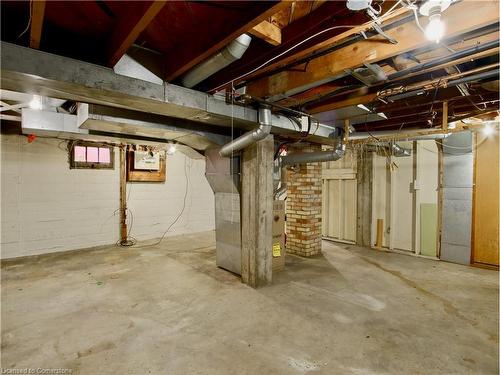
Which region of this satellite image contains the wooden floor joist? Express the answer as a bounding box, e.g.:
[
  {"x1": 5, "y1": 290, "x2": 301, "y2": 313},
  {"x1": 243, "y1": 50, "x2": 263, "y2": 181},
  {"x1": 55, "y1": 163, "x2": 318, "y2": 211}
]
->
[{"x1": 247, "y1": 1, "x2": 500, "y2": 101}]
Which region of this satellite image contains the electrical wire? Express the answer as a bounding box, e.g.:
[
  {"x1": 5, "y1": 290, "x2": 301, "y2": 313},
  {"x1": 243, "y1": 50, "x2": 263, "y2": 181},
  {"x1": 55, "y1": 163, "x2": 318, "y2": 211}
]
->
[
  {"x1": 17, "y1": 0, "x2": 32, "y2": 40},
  {"x1": 131, "y1": 155, "x2": 190, "y2": 248},
  {"x1": 209, "y1": 1, "x2": 405, "y2": 94}
]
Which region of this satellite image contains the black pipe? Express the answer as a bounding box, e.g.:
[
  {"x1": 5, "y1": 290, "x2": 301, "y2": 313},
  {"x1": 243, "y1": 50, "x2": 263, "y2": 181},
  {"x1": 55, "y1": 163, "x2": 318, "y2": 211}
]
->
[
  {"x1": 387, "y1": 70, "x2": 499, "y2": 101},
  {"x1": 388, "y1": 39, "x2": 500, "y2": 80}
]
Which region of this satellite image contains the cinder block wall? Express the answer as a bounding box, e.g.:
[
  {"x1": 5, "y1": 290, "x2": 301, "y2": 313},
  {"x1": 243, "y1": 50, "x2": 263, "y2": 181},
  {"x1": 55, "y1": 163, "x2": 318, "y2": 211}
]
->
[
  {"x1": 0, "y1": 134, "x2": 215, "y2": 259},
  {"x1": 286, "y1": 143, "x2": 322, "y2": 256}
]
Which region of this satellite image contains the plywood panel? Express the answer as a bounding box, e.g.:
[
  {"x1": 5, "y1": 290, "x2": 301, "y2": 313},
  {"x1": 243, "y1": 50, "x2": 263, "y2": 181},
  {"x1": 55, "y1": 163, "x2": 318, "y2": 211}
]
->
[
  {"x1": 420, "y1": 203, "x2": 437, "y2": 257},
  {"x1": 391, "y1": 155, "x2": 413, "y2": 251},
  {"x1": 343, "y1": 179, "x2": 357, "y2": 242},
  {"x1": 322, "y1": 148, "x2": 357, "y2": 243},
  {"x1": 473, "y1": 131, "x2": 499, "y2": 267},
  {"x1": 371, "y1": 154, "x2": 389, "y2": 247}
]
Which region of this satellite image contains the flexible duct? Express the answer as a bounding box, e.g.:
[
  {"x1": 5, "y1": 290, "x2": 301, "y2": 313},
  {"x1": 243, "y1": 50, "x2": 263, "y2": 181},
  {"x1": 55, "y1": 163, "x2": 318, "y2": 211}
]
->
[
  {"x1": 280, "y1": 141, "x2": 345, "y2": 165},
  {"x1": 181, "y1": 34, "x2": 252, "y2": 88},
  {"x1": 390, "y1": 143, "x2": 411, "y2": 157},
  {"x1": 219, "y1": 105, "x2": 272, "y2": 157}
]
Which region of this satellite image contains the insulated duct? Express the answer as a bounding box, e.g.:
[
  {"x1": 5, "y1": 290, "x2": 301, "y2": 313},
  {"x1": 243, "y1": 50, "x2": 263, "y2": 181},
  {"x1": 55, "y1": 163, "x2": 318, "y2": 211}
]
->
[
  {"x1": 219, "y1": 105, "x2": 272, "y2": 157},
  {"x1": 181, "y1": 34, "x2": 252, "y2": 88},
  {"x1": 390, "y1": 142, "x2": 411, "y2": 157},
  {"x1": 281, "y1": 142, "x2": 345, "y2": 165}
]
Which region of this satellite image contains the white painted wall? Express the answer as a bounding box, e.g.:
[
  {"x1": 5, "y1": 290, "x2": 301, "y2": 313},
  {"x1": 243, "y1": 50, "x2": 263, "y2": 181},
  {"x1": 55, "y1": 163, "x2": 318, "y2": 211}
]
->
[
  {"x1": 0, "y1": 134, "x2": 215, "y2": 259},
  {"x1": 371, "y1": 140, "x2": 439, "y2": 254}
]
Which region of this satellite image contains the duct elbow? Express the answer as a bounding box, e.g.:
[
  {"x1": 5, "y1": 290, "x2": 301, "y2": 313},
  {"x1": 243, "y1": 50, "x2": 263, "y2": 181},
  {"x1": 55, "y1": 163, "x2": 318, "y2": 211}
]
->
[{"x1": 219, "y1": 106, "x2": 272, "y2": 157}]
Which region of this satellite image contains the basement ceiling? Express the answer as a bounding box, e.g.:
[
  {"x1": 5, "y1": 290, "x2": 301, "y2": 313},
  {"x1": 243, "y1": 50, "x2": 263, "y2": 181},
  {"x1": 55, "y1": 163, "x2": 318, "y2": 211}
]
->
[{"x1": 1, "y1": 0, "x2": 498, "y2": 135}]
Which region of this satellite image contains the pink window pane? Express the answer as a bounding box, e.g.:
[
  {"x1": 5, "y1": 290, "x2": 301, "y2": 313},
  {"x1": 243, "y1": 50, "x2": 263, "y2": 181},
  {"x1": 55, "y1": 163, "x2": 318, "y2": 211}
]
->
[
  {"x1": 87, "y1": 147, "x2": 99, "y2": 163},
  {"x1": 98, "y1": 148, "x2": 111, "y2": 163},
  {"x1": 74, "y1": 146, "x2": 86, "y2": 162}
]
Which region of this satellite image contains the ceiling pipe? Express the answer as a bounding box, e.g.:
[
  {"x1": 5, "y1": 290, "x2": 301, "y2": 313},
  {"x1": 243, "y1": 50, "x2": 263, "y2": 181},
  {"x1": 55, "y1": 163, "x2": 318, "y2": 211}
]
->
[
  {"x1": 390, "y1": 142, "x2": 411, "y2": 157},
  {"x1": 280, "y1": 141, "x2": 345, "y2": 165},
  {"x1": 386, "y1": 69, "x2": 499, "y2": 102},
  {"x1": 181, "y1": 34, "x2": 252, "y2": 88},
  {"x1": 389, "y1": 39, "x2": 499, "y2": 80},
  {"x1": 219, "y1": 105, "x2": 272, "y2": 157},
  {"x1": 350, "y1": 129, "x2": 451, "y2": 141}
]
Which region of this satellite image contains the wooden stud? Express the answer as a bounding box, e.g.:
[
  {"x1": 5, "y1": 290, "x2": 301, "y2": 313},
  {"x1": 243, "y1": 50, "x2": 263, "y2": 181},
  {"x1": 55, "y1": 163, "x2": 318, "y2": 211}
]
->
[
  {"x1": 241, "y1": 135, "x2": 274, "y2": 287},
  {"x1": 120, "y1": 146, "x2": 128, "y2": 244},
  {"x1": 435, "y1": 140, "x2": 444, "y2": 259},
  {"x1": 29, "y1": 0, "x2": 46, "y2": 49},
  {"x1": 442, "y1": 101, "x2": 449, "y2": 130},
  {"x1": 249, "y1": 20, "x2": 282, "y2": 46},
  {"x1": 375, "y1": 218, "x2": 384, "y2": 248},
  {"x1": 108, "y1": 1, "x2": 166, "y2": 67}
]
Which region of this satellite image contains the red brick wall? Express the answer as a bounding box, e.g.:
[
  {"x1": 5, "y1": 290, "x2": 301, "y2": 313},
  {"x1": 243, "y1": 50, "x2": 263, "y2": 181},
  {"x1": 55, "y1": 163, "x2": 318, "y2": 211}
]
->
[{"x1": 286, "y1": 143, "x2": 322, "y2": 256}]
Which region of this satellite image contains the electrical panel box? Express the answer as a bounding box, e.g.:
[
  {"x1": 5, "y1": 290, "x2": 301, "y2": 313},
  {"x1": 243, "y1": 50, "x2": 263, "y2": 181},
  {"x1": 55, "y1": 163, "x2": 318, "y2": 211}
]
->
[{"x1": 134, "y1": 150, "x2": 160, "y2": 170}]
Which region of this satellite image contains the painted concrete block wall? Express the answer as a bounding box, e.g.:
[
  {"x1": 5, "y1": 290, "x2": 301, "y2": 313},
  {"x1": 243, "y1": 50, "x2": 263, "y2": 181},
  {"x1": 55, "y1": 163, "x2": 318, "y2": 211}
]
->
[{"x1": 0, "y1": 134, "x2": 215, "y2": 259}]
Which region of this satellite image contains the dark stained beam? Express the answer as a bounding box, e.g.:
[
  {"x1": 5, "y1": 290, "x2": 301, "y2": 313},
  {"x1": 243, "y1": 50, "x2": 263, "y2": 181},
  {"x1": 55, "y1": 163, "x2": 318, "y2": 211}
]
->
[
  {"x1": 247, "y1": 1, "x2": 500, "y2": 99},
  {"x1": 29, "y1": 0, "x2": 46, "y2": 49},
  {"x1": 201, "y1": 1, "x2": 350, "y2": 91},
  {"x1": 163, "y1": 1, "x2": 290, "y2": 82},
  {"x1": 107, "y1": 1, "x2": 166, "y2": 67}
]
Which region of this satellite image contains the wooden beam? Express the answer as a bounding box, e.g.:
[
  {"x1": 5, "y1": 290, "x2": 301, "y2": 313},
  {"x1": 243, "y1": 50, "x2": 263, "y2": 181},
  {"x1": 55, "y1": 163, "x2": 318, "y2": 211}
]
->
[
  {"x1": 107, "y1": 1, "x2": 166, "y2": 67},
  {"x1": 241, "y1": 135, "x2": 274, "y2": 287},
  {"x1": 309, "y1": 93, "x2": 378, "y2": 114},
  {"x1": 249, "y1": 20, "x2": 282, "y2": 46},
  {"x1": 164, "y1": 1, "x2": 290, "y2": 82},
  {"x1": 442, "y1": 101, "x2": 448, "y2": 130},
  {"x1": 235, "y1": 4, "x2": 408, "y2": 87},
  {"x1": 29, "y1": 0, "x2": 46, "y2": 49},
  {"x1": 247, "y1": 0, "x2": 500, "y2": 99}
]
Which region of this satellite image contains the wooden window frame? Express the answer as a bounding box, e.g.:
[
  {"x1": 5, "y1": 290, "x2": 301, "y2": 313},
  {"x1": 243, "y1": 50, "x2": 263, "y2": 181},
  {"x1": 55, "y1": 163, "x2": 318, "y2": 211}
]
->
[{"x1": 69, "y1": 141, "x2": 115, "y2": 170}]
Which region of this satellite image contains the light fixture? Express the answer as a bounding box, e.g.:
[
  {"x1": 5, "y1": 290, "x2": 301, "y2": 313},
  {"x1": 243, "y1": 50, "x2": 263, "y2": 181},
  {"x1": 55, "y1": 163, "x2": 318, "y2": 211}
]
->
[
  {"x1": 166, "y1": 143, "x2": 177, "y2": 155},
  {"x1": 482, "y1": 123, "x2": 495, "y2": 136},
  {"x1": 357, "y1": 104, "x2": 371, "y2": 112},
  {"x1": 29, "y1": 95, "x2": 42, "y2": 110},
  {"x1": 377, "y1": 112, "x2": 388, "y2": 120},
  {"x1": 419, "y1": 0, "x2": 451, "y2": 43}
]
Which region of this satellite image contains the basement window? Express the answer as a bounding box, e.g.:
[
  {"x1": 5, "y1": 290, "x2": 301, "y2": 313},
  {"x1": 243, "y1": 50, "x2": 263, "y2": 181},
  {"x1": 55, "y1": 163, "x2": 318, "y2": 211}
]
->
[{"x1": 69, "y1": 142, "x2": 114, "y2": 169}]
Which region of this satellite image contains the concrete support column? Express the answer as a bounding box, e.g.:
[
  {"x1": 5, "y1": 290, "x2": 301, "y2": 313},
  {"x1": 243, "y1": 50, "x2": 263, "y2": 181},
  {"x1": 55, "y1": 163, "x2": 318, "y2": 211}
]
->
[
  {"x1": 286, "y1": 143, "x2": 322, "y2": 257},
  {"x1": 241, "y1": 135, "x2": 274, "y2": 287}
]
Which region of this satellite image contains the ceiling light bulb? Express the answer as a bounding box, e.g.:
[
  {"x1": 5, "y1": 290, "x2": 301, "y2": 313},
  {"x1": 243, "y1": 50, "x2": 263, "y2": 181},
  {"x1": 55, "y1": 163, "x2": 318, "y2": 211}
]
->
[
  {"x1": 425, "y1": 14, "x2": 445, "y2": 43},
  {"x1": 482, "y1": 123, "x2": 494, "y2": 136},
  {"x1": 166, "y1": 144, "x2": 176, "y2": 155},
  {"x1": 357, "y1": 104, "x2": 371, "y2": 112},
  {"x1": 29, "y1": 95, "x2": 42, "y2": 110}
]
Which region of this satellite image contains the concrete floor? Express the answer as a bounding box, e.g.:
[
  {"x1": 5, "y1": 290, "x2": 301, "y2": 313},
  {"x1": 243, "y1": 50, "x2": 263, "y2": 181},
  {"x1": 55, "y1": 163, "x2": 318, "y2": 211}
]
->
[{"x1": 1, "y1": 231, "x2": 498, "y2": 374}]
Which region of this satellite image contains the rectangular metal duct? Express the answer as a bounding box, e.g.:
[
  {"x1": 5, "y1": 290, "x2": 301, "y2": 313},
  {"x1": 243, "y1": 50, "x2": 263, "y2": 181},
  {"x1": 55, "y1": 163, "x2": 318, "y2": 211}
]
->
[{"x1": 205, "y1": 148, "x2": 242, "y2": 275}]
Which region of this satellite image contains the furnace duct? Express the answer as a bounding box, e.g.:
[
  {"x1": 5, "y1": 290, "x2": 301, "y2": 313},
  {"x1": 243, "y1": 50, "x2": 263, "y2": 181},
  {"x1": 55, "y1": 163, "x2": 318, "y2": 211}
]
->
[{"x1": 181, "y1": 34, "x2": 252, "y2": 88}]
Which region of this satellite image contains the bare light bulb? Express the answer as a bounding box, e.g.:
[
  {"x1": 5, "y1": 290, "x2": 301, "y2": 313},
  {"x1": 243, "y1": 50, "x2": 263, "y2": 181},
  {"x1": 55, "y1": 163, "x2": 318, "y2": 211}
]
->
[
  {"x1": 482, "y1": 123, "x2": 494, "y2": 136},
  {"x1": 166, "y1": 144, "x2": 176, "y2": 155},
  {"x1": 425, "y1": 14, "x2": 445, "y2": 43},
  {"x1": 29, "y1": 95, "x2": 42, "y2": 110}
]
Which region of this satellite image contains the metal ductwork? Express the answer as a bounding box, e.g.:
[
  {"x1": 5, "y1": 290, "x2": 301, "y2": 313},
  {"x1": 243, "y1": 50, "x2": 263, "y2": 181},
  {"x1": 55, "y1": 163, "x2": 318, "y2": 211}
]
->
[
  {"x1": 390, "y1": 142, "x2": 412, "y2": 157},
  {"x1": 281, "y1": 142, "x2": 345, "y2": 165},
  {"x1": 219, "y1": 105, "x2": 272, "y2": 157},
  {"x1": 274, "y1": 164, "x2": 288, "y2": 199},
  {"x1": 181, "y1": 34, "x2": 252, "y2": 88}
]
